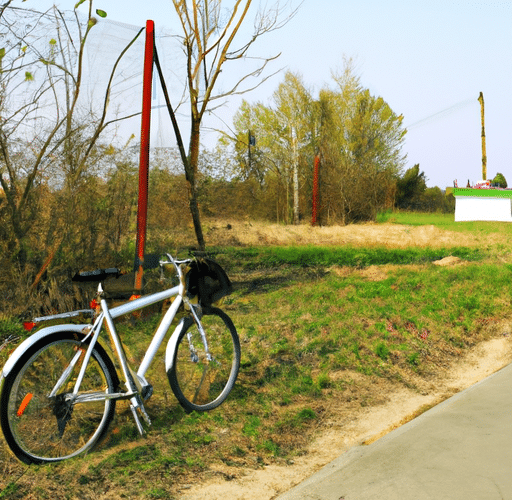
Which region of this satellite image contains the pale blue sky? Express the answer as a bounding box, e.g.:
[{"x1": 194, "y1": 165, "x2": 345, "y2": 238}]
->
[{"x1": 20, "y1": 1, "x2": 512, "y2": 188}]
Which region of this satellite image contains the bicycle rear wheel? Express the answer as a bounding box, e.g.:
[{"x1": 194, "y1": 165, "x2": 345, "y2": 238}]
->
[
  {"x1": 168, "y1": 308, "x2": 240, "y2": 412},
  {"x1": 0, "y1": 332, "x2": 118, "y2": 464}
]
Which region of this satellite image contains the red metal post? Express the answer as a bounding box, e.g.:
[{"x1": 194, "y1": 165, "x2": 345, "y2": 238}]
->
[{"x1": 134, "y1": 20, "x2": 155, "y2": 290}]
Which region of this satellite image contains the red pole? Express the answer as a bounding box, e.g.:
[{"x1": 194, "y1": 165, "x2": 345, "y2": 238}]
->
[
  {"x1": 134, "y1": 20, "x2": 154, "y2": 290},
  {"x1": 311, "y1": 154, "x2": 320, "y2": 226}
]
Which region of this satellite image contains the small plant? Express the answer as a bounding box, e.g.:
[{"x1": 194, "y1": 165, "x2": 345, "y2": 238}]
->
[
  {"x1": 407, "y1": 352, "x2": 420, "y2": 366},
  {"x1": 0, "y1": 317, "x2": 25, "y2": 344},
  {"x1": 316, "y1": 372, "x2": 331, "y2": 389},
  {"x1": 0, "y1": 482, "x2": 19, "y2": 499},
  {"x1": 296, "y1": 408, "x2": 316, "y2": 422},
  {"x1": 260, "y1": 439, "x2": 281, "y2": 456},
  {"x1": 144, "y1": 487, "x2": 168, "y2": 499},
  {"x1": 376, "y1": 209, "x2": 393, "y2": 223},
  {"x1": 242, "y1": 415, "x2": 261, "y2": 438},
  {"x1": 375, "y1": 342, "x2": 390, "y2": 360}
]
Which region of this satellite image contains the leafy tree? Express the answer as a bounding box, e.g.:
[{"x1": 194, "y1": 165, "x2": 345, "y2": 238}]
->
[
  {"x1": 272, "y1": 72, "x2": 316, "y2": 224},
  {"x1": 317, "y1": 63, "x2": 406, "y2": 223},
  {"x1": 226, "y1": 72, "x2": 316, "y2": 223},
  {"x1": 221, "y1": 63, "x2": 406, "y2": 225},
  {"x1": 395, "y1": 167, "x2": 454, "y2": 213},
  {"x1": 395, "y1": 164, "x2": 427, "y2": 209},
  {"x1": 228, "y1": 100, "x2": 277, "y2": 184},
  {"x1": 421, "y1": 186, "x2": 452, "y2": 212}
]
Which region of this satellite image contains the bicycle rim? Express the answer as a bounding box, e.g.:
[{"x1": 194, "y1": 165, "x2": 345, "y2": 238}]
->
[
  {"x1": 170, "y1": 309, "x2": 240, "y2": 412},
  {"x1": 1, "y1": 333, "x2": 117, "y2": 464}
]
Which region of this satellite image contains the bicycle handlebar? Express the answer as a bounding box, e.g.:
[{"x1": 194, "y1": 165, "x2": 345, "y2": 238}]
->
[{"x1": 159, "y1": 254, "x2": 192, "y2": 281}]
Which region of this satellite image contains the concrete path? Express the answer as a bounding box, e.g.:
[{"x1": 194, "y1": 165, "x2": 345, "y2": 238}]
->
[{"x1": 278, "y1": 362, "x2": 512, "y2": 500}]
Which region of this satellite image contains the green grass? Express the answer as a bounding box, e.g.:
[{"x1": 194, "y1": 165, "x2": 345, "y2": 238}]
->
[
  {"x1": 384, "y1": 211, "x2": 512, "y2": 236},
  {"x1": 2, "y1": 216, "x2": 512, "y2": 499},
  {"x1": 233, "y1": 261, "x2": 512, "y2": 385},
  {"x1": 222, "y1": 244, "x2": 483, "y2": 270}
]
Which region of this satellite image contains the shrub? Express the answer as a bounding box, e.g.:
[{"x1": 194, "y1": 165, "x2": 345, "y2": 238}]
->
[{"x1": 492, "y1": 173, "x2": 507, "y2": 188}]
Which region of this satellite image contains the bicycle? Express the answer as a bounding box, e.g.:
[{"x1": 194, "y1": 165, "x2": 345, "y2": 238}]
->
[{"x1": 0, "y1": 254, "x2": 240, "y2": 465}]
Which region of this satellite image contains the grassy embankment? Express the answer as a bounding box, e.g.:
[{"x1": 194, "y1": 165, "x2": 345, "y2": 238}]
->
[{"x1": 1, "y1": 213, "x2": 512, "y2": 499}]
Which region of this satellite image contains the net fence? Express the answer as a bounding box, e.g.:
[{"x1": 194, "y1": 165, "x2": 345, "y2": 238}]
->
[{"x1": 0, "y1": 5, "x2": 186, "y2": 155}]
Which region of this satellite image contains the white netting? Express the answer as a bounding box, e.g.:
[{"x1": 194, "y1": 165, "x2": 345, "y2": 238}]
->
[
  {"x1": 0, "y1": 6, "x2": 185, "y2": 153},
  {"x1": 84, "y1": 16, "x2": 187, "y2": 150}
]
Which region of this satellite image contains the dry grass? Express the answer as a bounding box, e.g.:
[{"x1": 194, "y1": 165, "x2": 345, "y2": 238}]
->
[{"x1": 194, "y1": 218, "x2": 505, "y2": 250}]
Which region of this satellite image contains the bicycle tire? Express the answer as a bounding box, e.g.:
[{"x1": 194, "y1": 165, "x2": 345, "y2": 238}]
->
[
  {"x1": 168, "y1": 307, "x2": 240, "y2": 412},
  {"x1": 0, "y1": 331, "x2": 118, "y2": 464}
]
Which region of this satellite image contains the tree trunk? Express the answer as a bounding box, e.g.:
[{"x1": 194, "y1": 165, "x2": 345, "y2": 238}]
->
[
  {"x1": 292, "y1": 134, "x2": 300, "y2": 225},
  {"x1": 187, "y1": 118, "x2": 206, "y2": 250},
  {"x1": 188, "y1": 192, "x2": 205, "y2": 250}
]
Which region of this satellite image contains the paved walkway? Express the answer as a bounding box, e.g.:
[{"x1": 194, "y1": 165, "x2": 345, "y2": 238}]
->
[{"x1": 278, "y1": 362, "x2": 512, "y2": 500}]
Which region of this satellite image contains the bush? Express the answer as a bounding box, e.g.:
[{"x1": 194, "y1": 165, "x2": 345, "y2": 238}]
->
[{"x1": 492, "y1": 173, "x2": 507, "y2": 188}]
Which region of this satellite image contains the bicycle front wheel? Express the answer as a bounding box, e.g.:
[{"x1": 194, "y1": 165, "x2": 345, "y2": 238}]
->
[
  {"x1": 168, "y1": 308, "x2": 240, "y2": 412},
  {"x1": 0, "y1": 332, "x2": 118, "y2": 464}
]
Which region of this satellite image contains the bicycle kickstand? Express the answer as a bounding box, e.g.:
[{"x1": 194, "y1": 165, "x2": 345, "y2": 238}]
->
[{"x1": 129, "y1": 395, "x2": 152, "y2": 435}]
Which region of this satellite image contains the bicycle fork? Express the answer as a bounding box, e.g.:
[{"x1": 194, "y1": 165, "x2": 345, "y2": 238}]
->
[{"x1": 187, "y1": 303, "x2": 213, "y2": 362}]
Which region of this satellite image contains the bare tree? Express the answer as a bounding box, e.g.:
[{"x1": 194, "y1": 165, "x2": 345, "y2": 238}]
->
[
  {"x1": 0, "y1": 6, "x2": 67, "y2": 261},
  {"x1": 171, "y1": 0, "x2": 298, "y2": 249},
  {"x1": 0, "y1": 2, "x2": 142, "y2": 265}
]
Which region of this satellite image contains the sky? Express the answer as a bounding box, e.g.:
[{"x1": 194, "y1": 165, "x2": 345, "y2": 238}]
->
[{"x1": 22, "y1": 0, "x2": 512, "y2": 189}]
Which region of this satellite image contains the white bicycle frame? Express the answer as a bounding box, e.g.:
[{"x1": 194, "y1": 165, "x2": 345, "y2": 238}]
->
[{"x1": 76, "y1": 281, "x2": 184, "y2": 394}]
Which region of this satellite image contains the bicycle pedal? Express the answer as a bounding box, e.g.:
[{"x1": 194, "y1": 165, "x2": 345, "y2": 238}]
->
[{"x1": 139, "y1": 404, "x2": 152, "y2": 426}]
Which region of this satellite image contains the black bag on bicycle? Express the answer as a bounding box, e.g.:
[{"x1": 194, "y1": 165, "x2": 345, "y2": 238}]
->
[{"x1": 185, "y1": 258, "x2": 232, "y2": 307}]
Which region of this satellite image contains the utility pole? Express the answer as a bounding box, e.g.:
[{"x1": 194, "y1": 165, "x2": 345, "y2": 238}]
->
[{"x1": 478, "y1": 92, "x2": 487, "y2": 180}]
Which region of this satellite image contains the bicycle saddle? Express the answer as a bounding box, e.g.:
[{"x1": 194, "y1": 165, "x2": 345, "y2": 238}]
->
[{"x1": 72, "y1": 268, "x2": 121, "y2": 282}]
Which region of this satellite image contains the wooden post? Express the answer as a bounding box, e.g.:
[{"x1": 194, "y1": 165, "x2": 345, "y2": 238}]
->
[
  {"x1": 134, "y1": 20, "x2": 154, "y2": 291},
  {"x1": 478, "y1": 92, "x2": 487, "y2": 180}
]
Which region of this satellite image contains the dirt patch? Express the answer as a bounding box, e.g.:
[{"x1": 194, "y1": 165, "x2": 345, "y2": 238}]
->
[
  {"x1": 179, "y1": 331, "x2": 512, "y2": 500},
  {"x1": 433, "y1": 256, "x2": 464, "y2": 266},
  {"x1": 359, "y1": 265, "x2": 389, "y2": 281}
]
